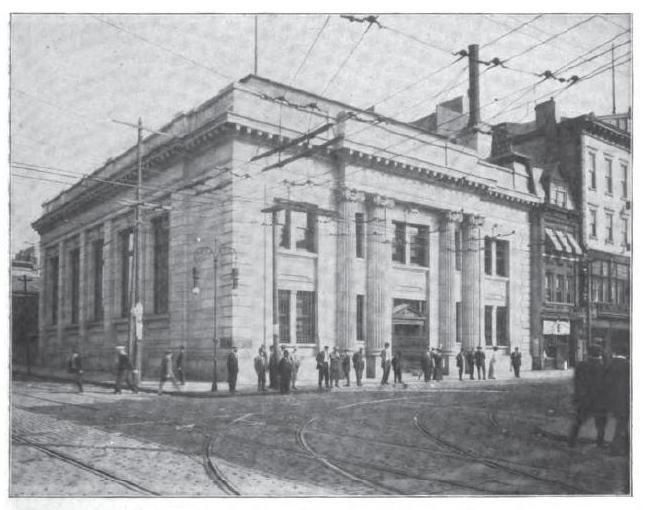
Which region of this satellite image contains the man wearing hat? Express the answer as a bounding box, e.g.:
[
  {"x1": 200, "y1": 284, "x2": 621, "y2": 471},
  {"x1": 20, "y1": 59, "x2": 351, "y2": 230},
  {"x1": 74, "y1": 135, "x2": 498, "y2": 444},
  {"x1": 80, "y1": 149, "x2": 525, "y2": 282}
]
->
[
  {"x1": 341, "y1": 349, "x2": 352, "y2": 387},
  {"x1": 254, "y1": 346, "x2": 268, "y2": 391},
  {"x1": 330, "y1": 347, "x2": 342, "y2": 388},
  {"x1": 352, "y1": 347, "x2": 365, "y2": 386},
  {"x1": 68, "y1": 348, "x2": 83, "y2": 393},
  {"x1": 227, "y1": 346, "x2": 239, "y2": 393},
  {"x1": 290, "y1": 347, "x2": 301, "y2": 390},
  {"x1": 316, "y1": 346, "x2": 330, "y2": 390},
  {"x1": 158, "y1": 350, "x2": 180, "y2": 395},
  {"x1": 278, "y1": 349, "x2": 293, "y2": 394},
  {"x1": 510, "y1": 347, "x2": 522, "y2": 378},
  {"x1": 380, "y1": 342, "x2": 392, "y2": 385},
  {"x1": 114, "y1": 346, "x2": 138, "y2": 394},
  {"x1": 422, "y1": 348, "x2": 433, "y2": 382},
  {"x1": 474, "y1": 345, "x2": 486, "y2": 380}
]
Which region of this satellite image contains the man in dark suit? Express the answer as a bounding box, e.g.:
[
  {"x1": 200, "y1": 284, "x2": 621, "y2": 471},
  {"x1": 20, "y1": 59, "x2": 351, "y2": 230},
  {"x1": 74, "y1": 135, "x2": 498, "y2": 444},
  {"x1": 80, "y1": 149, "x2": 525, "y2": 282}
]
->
[
  {"x1": 432, "y1": 348, "x2": 443, "y2": 381},
  {"x1": 421, "y1": 348, "x2": 433, "y2": 382},
  {"x1": 456, "y1": 349, "x2": 465, "y2": 381},
  {"x1": 510, "y1": 347, "x2": 522, "y2": 378},
  {"x1": 392, "y1": 351, "x2": 403, "y2": 384},
  {"x1": 254, "y1": 346, "x2": 268, "y2": 391},
  {"x1": 278, "y1": 349, "x2": 293, "y2": 394},
  {"x1": 604, "y1": 347, "x2": 629, "y2": 455},
  {"x1": 268, "y1": 344, "x2": 279, "y2": 390},
  {"x1": 316, "y1": 346, "x2": 330, "y2": 390},
  {"x1": 474, "y1": 345, "x2": 486, "y2": 380},
  {"x1": 342, "y1": 349, "x2": 352, "y2": 387},
  {"x1": 176, "y1": 345, "x2": 186, "y2": 385},
  {"x1": 227, "y1": 346, "x2": 239, "y2": 393},
  {"x1": 68, "y1": 349, "x2": 83, "y2": 393},
  {"x1": 465, "y1": 348, "x2": 475, "y2": 380},
  {"x1": 114, "y1": 346, "x2": 138, "y2": 394},
  {"x1": 352, "y1": 347, "x2": 365, "y2": 386}
]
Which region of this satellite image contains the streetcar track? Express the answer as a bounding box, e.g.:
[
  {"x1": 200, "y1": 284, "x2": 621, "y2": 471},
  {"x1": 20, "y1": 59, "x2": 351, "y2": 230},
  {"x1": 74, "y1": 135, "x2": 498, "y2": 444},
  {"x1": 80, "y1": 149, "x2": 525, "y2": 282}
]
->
[
  {"x1": 203, "y1": 437, "x2": 240, "y2": 496},
  {"x1": 13, "y1": 433, "x2": 160, "y2": 496},
  {"x1": 13, "y1": 392, "x2": 101, "y2": 411},
  {"x1": 413, "y1": 414, "x2": 591, "y2": 494}
]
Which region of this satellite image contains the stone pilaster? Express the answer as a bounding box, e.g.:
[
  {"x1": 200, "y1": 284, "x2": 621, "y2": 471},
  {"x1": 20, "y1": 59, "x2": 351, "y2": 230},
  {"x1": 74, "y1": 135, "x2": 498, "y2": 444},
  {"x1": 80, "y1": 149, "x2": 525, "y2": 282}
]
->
[
  {"x1": 365, "y1": 194, "x2": 395, "y2": 378},
  {"x1": 439, "y1": 211, "x2": 463, "y2": 353},
  {"x1": 335, "y1": 187, "x2": 364, "y2": 350},
  {"x1": 102, "y1": 219, "x2": 115, "y2": 345},
  {"x1": 78, "y1": 230, "x2": 87, "y2": 349},
  {"x1": 37, "y1": 241, "x2": 47, "y2": 365},
  {"x1": 461, "y1": 214, "x2": 484, "y2": 350},
  {"x1": 56, "y1": 241, "x2": 65, "y2": 349}
]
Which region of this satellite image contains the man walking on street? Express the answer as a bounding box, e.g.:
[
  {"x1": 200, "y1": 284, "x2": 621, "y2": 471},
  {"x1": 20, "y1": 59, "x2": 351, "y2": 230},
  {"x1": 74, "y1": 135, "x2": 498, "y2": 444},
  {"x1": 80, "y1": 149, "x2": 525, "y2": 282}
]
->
[
  {"x1": 290, "y1": 347, "x2": 300, "y2": 390},
  {"x1": 342, "y1": 349, "x2": 352, "y2": 387},
  {"x1": 352, "y1": 347, "x2": 365, "y2": 386},
  {"x1": 511, "y1": 347, "x2": 522, "y2": 378},
  {"x1": 227, "y1": 346, "x2": 239, "y2": 393},
  {"x1": 68, "y1": 349, "x2": 83, "y2": 393},
  {"x1": 456, "y1": 349, "x2": 465, "y2": 381},
  {"x1": 158, "y1": 350, "x2": 181, "y2": 395},
  {"x1": 316, "y1": 346, "x2": 330, "y2": 390},
  {"x1": 114, "y1": 346, "x2": 138, "y2": 394},
  {"x1": 475, "y1": 345, "x2": 486, "y2": 380},
  {"x1": 176, "y1": 345, "x2": 186, "y2": 385},
  {"x1": 254, "y1": 346, "x2": 268, "y2": 391},
  {"x1": 278, "y1": 349, "x2": 293, "y2": 394},
  {"x1": 381, "y1": 342, "x2": 392, "y2": 385}
]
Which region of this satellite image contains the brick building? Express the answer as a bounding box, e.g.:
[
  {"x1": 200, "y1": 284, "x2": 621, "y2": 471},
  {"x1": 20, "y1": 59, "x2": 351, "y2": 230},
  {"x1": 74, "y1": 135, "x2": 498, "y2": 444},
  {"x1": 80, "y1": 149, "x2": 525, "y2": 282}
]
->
[
  {"x1": 12, "y1": 247, "x2": 40, "y2": 367},
  {"x1": 492, "y1": 100, "x2": 631, "y2": 362},
  {"x1": 33, "y1": 74, "x2": 542, "y2": 383}
]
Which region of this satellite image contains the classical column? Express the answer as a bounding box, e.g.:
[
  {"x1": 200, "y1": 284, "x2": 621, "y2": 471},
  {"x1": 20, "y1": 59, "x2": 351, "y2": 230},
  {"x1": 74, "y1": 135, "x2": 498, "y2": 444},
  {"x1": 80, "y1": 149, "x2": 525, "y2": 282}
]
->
[
  {"x1": 102, "y1": 219, "x2": 115, "y2": 345},
  {"x1": 461, "y1": 214, "x2": 484, "y2": 350},
  {"x1": 78, "y1": 230, "x2": 87, "y2": 348},
  {"x1": 37, "y1": 241, "x2": 48, "y2": 366},
  {"x1": 335, "y1": 187, "x2": 364, "y2": 350},
  {"x1": 56, "y1": 241, "x2": 65, "y2": 351},
  {"x1": 365, "y1": 194, "x2": 395, "y2": 378},
  {"x1": 439, "y1": 211, "x2": 463, "y2": 353}
]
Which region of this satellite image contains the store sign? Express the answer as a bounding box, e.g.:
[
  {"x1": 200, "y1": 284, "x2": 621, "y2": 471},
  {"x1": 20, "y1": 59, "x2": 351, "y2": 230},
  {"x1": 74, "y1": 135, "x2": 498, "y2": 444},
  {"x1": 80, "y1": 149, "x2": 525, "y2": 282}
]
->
[{"x1": 543, "y1": 320, "x2": 570, "y2": 335}]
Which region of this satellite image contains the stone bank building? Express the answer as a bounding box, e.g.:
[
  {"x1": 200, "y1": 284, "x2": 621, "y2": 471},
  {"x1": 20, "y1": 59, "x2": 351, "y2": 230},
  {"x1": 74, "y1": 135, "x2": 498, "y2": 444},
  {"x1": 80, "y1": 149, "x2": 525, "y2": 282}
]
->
[{"x1": 33, "y1": 75, "x2": 542, "y2": 383}]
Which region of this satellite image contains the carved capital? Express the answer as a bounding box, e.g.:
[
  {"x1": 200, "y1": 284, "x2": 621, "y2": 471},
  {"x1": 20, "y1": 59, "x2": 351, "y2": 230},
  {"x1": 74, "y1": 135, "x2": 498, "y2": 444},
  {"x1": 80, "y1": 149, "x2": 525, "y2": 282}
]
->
[
  {"x1": 464, "y1": 214, "x2": 485, "y2": 228},
  {"x1": 367, "y1": 193, "x2": 395, "y2": 209},
  {"x1": 335, "y1": 186, "x2": 366, "y2": 203},
  {"x1": 443, "y1": 210, "x2": 464, "y2": 224}
]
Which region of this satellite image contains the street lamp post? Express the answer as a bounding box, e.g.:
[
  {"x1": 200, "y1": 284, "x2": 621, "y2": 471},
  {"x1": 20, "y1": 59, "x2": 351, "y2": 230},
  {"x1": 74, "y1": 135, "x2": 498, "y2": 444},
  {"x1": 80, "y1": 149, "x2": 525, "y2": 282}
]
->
[{"x1": 192, "y1": 242, "x2": 238, "y2": 392}]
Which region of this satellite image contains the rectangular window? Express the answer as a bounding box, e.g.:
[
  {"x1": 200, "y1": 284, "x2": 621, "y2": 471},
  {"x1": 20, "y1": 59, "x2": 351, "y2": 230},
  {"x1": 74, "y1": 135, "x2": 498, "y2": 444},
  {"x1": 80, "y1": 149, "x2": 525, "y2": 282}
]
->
[
  {"x1": 409, "y1": 225, "x2": 429, "y2": 267},
  {"x1": 588, "y1": 151, "x2": 597, "y2": 189},
  {"x1": 278, "y1": 290, "x2": 291, "y2": 343},
  {"x1": 49, "y1": 256, "x2": 59, "y2": 325},
  {"x1": 392, "y1": 222, "x2": 406, "y2": 263},
  {"x1": 120, "y1": 228, "x2": 134, "y2": 318},
  {"x1": 545, "y1": 272, "x2": 553, "y2": 302},
  {"x1": 495, "y1": 240, "x2": 509, "y2": 277},
  {"x1": 566, "y1": 275, "x2": 574, "y2": 304},
  {"x1": 294, "y1": 211, "x2": 316, "y2": 252},
  {"x1": 355, "y1": 213, "x2": 365, "y2": 258},
  {"x1": 605, "y1": 212, "x2": 614, "y2": 243},
  {"x1": 69, "y1": 248, "x2": 80, "y2": 324},
  {"x1": 153, "y1": 214, "x2": 170, "y2": 314},
  {"x1": 356, "y1": 294, "x2": 365, "y2": 341},
  {"x1": 605, "y1": 158, "x2": 613, "y2": 195},
  {"x1": 484, "y1": 237, "x2": 493, "y2": 275},
  {"x1": 296, "y1": 291, "x2": 316, "y2": 343},
  {"x1": 279, "y1": 209, "x2": 290, "y2": 249},
  {"x1": 621, "y1": 163, "x2": 628, "y2": 198},
  {"x1": 484, "y1": 305, "x2": 493, "y2": 346},
  {"x1": 455, "y1": 230, "x2": 462, "y2": 270},
  {"x1": 589, "y1": 208, "x2": 597, "y2": 238},
  {"x1": 555, "y1": 274, "x2": 565, "y2": 303},
  {"x1": 496, "y1": 307, "x2": 509, "y2": 346},
  {"x1": 621, "y1": 217, "x2": 628, "y2": 246},
  {"x1": 554, "y1": 189, "x2": 567, "y2": 207},
  {"x1": 93, "y1": 239, "x2": 104, "y2": 321}
]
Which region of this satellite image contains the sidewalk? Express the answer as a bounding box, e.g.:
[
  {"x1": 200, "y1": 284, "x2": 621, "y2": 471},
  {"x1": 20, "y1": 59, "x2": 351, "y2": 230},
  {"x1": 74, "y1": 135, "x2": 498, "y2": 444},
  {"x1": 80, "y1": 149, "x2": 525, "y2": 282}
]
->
[{"x1": 12, "y1": 363, "x2": 573, "y2": 398}]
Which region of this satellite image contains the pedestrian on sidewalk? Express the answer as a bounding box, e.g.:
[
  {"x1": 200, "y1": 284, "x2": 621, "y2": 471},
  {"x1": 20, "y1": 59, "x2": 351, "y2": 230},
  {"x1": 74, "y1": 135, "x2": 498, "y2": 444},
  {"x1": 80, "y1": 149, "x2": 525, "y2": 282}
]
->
[
  {"x1": 68, "y1": 349, "x2": 83, "y2": 393},
  {"x1": 380, "y1": 342, "x2": 392, "y2": 385},
  {"x1": 475, "y1": 346, "x2": 486, "y2": 380},
  {"x1": 290, "y1": 347, "x2": 300, "y2": 390},
  {"x1": 114, "y1": 346, "x2": 138, "y2": 394},
  {"x1": 278, "y1": 349, "x2": 293, "y2": 394},
  {"x1": 330, "y1": 347, "x2": 341, "y2": 388},
  {"x1": 352, "y1": 347, "x2": 365, "y2": 386},
  {"x1": 254, "y1": 346, "x2": 268, "y2": 391},
  {"x1": 158, "y1": 350, "x2": 180, "y2": 395},
  {"x1": 268, "y1": 345, "x2": 279, "y2": 390},
  {"x1": 422, "y1": 348, "x2": 433, "y2": 382},
  {"x1": 432, "y1": 348, "x2": 443, "y2": 381},
  {"x1": 342, "y1": 349, "x2": 352, "y2": 387},
  {"x1": 316, "y1": 346, "x2": 330, "y2": 390},
  {"x1": 227, "y1": 346, "x2": 239, "y2": 393},
  {"x1": 605, "y1": 346, "x2": 629, "y2": 455},
  {"x1": 392, "y1": 351, "x2": 403, "y2": 384},
  {"x1": 488, "y1": 346, "x2": 498, "y2": 379},
  {"x1": 176, "y1": 345, "x2": 186, "y2": 385},
  {"x1": 456, "y1": 349, "x2": 465, "y2": 381},
  {"x1": 511, "y1": 347, "x2": 522, "y2": 378},
  {"x1": 465, "y1": 348, "x2": 475, "y2": 380}
]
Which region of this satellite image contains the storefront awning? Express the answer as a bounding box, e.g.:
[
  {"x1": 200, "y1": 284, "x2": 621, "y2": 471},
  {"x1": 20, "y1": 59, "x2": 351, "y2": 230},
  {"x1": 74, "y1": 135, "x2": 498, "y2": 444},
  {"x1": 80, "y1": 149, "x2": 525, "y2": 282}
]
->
[
  {"x1": 545, "y1": 228, "x2": 565, "y2": 251},
  {"x1": 545, "y1": 228, "x2": 582, "y2": 256},
  {"x1": 565, "y1": 232, "x2": 583, "y2": 255},
  {"x1": 555, "y1": 230, "x2": 572, "y2": 253}
]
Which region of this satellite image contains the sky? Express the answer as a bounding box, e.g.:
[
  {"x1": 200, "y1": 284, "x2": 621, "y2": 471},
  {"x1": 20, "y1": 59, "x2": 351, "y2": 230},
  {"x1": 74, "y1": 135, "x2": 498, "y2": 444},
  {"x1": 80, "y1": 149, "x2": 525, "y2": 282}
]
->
[{"x1": 9, "y1": 13, "x2": 632, "y2": 258}]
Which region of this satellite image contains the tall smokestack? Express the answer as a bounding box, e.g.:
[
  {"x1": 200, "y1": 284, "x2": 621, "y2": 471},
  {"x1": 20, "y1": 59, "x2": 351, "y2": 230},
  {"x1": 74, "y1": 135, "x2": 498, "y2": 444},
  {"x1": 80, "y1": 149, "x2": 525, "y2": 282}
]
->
[{"x1": 467, "y1": 44, "x2": 480, "y2": 127}]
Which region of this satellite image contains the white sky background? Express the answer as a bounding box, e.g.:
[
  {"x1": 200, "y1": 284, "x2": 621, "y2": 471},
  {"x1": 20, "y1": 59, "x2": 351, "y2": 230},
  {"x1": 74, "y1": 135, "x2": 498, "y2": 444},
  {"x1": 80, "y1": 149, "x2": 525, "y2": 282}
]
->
[{"x1": 9, "y1": 13, "x2": 631, "y2": 256}]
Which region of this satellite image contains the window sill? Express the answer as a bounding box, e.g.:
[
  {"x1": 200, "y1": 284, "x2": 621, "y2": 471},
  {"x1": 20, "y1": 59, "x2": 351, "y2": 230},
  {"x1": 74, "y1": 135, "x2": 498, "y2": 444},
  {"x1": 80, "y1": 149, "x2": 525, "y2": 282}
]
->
[
  {"x1": 485, "y1": 274, "x2": 509, "y2": 282},
  {"x1": 278, "y1": 249, "x2": 318, "y2": 259},
  {"x1": 392, "y1": 262, "x2": 429, "y2": 272}
]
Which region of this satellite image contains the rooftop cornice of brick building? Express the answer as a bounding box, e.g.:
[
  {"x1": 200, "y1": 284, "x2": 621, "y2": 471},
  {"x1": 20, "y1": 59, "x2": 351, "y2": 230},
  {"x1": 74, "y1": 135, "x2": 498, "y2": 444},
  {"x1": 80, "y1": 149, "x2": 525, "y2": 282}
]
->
[
  {"x1": 33, "y1": 74, "x2": 542, "y2": 234},
  {"x1": 558, "y1": 114, "x2": 631, "y2": 150}
]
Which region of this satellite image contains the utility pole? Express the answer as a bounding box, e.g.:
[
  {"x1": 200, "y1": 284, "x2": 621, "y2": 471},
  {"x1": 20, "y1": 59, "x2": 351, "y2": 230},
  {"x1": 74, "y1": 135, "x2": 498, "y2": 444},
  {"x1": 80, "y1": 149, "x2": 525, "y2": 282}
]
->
[
  {"x1": 254, "y1": 15, "x2": 259, "y2": 75},
  {"x1": 611, "y1": 43, "x2": 617, "y2": 114},
  {"x1": 133, "y1": 117, "x2": 144, "y2": 381}
]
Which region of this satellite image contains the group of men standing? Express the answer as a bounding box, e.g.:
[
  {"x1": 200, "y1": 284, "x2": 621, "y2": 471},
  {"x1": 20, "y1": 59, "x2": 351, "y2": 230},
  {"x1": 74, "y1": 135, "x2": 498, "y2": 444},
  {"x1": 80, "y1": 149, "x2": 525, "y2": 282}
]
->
[
  {"x1": 316, "y1": 345, "x2": 366, "y2": 389},
  {"x1": 455, "y1": 346, "x2": 522, "y2": 381},
  {"x1": 253, "y1": 344, "x2": 301, "y2": 394}
]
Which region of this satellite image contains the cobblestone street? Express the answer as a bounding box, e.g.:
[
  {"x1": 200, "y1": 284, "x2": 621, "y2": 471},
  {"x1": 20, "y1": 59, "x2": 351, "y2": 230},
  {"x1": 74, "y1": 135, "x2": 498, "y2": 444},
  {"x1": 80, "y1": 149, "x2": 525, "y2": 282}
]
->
[{"x1": 10, "y1": 374, "x2": 629, "y2": 496}]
